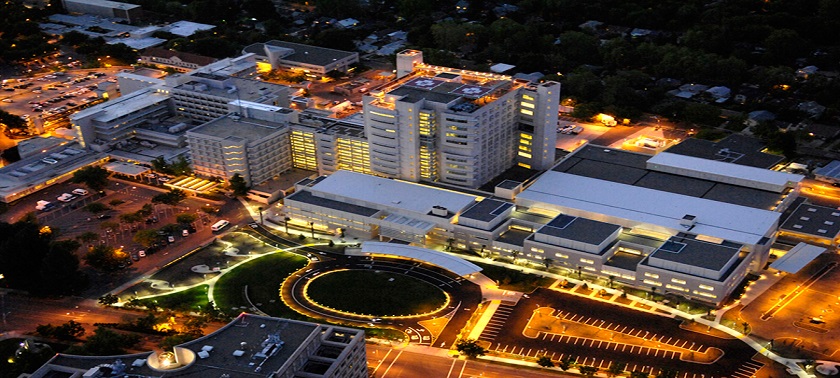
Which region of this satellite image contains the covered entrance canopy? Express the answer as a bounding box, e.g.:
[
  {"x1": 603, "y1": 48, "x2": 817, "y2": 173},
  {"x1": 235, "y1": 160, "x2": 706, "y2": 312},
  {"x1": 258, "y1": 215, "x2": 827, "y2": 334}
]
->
[
  {"x1": 356, "y1": 241, "x2": 482, "y2": 277},
  {"x1": 770, "y1": 242, "x2": 826, "y2": 273}
]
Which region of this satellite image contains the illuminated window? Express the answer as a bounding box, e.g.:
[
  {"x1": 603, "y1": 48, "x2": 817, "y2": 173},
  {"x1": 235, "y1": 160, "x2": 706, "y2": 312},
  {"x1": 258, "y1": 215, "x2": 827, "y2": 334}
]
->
[
  {"x1": 698, "y1": 284, "x2": 714, "y2": 291},
  {"x1": 523, "y1": 94, "x2": 535, "y2": 101},
  {"x1": 644, "y1": 272, "x2": 659, "y2": 279},
  {"x1": 671, "y1": 278, "x2": 686, "y2": 284},
  {"x1": 520, "y1": 109, "x2": 533, "y2": 116},
  {"x1": 643, "y1": 279, "x2": 662, "y2": 286},
  {"x1": 520, "y1": 101, "x2": 534, "y2": 109},
  {"x1": 580, "y1": 258, "x2": 594, "y2": 264},
  {"x1": 555, "y1": 252, "x2": 568, "y2": 259},
  {"x1": 518, "y1": 151, "x2": 532, "y2": 158}
]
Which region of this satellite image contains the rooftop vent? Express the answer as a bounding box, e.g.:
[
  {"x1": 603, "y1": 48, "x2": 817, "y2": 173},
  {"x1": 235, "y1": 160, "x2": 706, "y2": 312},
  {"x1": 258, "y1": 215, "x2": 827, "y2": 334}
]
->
[
  {"x1": 679, "y1": 214, "x2": 696, "y2": 228},
  {"x1": 431, "y1": 205, "x2": 448, "y2": 216}
]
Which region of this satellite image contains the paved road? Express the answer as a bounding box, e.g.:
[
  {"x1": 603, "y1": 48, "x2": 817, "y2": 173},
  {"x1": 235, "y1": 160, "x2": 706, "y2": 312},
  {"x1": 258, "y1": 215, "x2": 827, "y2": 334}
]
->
[
  {"x1": 367, "y1": 344, "x2": 571, "y2": 378},
  {"x1": 0, "y1": 293, "x2": 140, "y2": 336},
  {"x1": 480, "y1": 289, "x2": 766, "y2": 378}
]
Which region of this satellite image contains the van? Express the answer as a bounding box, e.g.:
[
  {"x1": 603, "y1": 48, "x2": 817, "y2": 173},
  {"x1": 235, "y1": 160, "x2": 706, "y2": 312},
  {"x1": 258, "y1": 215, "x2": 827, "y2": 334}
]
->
[
  {"x1": 211, "y1": 220, "x2": 230, "y2": 232},
  {"x1": 72, "y1": 188, "x2": 88, "y2": 196}
]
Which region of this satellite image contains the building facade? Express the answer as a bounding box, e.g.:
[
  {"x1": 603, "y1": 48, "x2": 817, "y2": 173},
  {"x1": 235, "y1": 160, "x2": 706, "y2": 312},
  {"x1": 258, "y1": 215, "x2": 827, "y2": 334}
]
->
[
  {"x1": 282, "y1": 144, "x2": 804, "y2": 306},
  {"x1": 363, "y1": 50, "x2": 559, "y2": 189}
]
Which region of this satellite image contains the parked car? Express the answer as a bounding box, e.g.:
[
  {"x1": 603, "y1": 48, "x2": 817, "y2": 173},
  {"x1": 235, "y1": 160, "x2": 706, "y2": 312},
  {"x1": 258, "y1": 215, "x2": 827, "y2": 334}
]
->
[
  {"x1": 167, "y1": 235, "x2": 175, "y2": 243},
  {"x1": 138, "y1": 250, "x2": 146, "y2": 258},
  {"x1": 182, "y1": 229, "x2": 189, "y2": 237},
  {"x1": 97, "y1": 214, "x2": 112, "y2": 219}
]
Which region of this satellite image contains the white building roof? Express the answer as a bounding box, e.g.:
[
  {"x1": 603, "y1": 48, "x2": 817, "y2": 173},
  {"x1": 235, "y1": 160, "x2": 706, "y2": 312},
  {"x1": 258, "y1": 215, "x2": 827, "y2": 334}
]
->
[
  {"x1": 165, "y1": 21, "x2": 215, "y2": 37},
  {"x1": 311, "y1": 171, "x2": 479, "y2": 216},
  {"x1": 517, "y1": 172, "x2": 780, "y2": 245},
  {"x1": 72, "y1": 88, "x2": 170, "y2": 123},
  {"x1": 646, "y1": 152, "x2": 803, "y2": 192},
  {"x1": 357, "y1": 242, "x2": 481, "y2": 276},
  {"x1": 107, "y1": 37, "x2": 165, "y2": 50},
  {"x1": 490, "y1": 63, "x2": 516, "y2": 73},
  {"x1": 769, "y1": 243, "x2": 825, "y2": 273}
]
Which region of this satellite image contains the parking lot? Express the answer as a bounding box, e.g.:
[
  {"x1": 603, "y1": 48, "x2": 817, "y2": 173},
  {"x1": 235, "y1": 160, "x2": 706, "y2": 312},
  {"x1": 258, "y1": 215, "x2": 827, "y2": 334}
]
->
[
  {"x1": 0, "y1": 67, "x2": 124, "y2": 128},
  {"x1": 477, "y1": 288, "x2": 778, "y2": 378},
  {"x1": 738, "y1": 252, "x2": 840, "y2": 359}
]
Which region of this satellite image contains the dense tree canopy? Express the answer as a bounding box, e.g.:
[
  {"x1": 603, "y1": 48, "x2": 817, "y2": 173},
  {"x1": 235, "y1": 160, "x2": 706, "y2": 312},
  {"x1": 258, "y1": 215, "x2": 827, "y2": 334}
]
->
[{"x1": 0, "y1": 217, "x2": 87, "y2": 295}]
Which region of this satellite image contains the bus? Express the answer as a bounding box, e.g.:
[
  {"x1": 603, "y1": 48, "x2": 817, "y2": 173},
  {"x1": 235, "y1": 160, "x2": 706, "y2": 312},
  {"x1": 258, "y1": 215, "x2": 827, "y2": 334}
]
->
[{"x1": 211, "y1": 220, "x2": 230, "y2": 232}]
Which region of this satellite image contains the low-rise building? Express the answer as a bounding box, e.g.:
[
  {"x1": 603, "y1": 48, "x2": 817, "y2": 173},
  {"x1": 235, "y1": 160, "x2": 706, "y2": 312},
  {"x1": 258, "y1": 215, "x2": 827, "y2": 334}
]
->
[
  {"x1": 26, "y1": 314, "x2": 368, "y2": 378},
  {"x1": 244, "y1": 40, "x2": 359, "y2": 76}
]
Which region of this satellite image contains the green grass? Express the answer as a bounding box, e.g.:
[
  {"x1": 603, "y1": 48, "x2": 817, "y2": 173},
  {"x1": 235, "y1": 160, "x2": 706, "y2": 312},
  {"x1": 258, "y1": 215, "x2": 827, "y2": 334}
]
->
[
  {"x1": 306, "y1": 270, "x2": 447, "y2": 316},
  {"x1": 139, "y1": 285, "x2": 210, "y2": 312},
  {"x1": 473, "y1": 262, "x2": 555, "y2": 293},
  {"x1": 214, "y1": 252, "x2": 309, "y2": 319}
]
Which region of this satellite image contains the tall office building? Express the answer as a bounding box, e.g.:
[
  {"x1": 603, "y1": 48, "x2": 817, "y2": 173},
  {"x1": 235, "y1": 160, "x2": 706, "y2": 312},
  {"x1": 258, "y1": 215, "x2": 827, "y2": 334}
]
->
[{"x1": 362, "y1": 50, "x2": 559, "y2": 188}]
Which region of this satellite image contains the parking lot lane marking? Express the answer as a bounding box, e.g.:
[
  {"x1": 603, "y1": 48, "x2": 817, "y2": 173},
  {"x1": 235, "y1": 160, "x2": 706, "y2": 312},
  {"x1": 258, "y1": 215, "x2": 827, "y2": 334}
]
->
[
  {"x1": 574, "y1": 338, "x2": 580, "y2": 346},
  {"x1": 666, "y1": 337, "x2": 672, "y2": 343},
  {"x1": 597, "y1": 340, "x2": 603, "y2": 348},
  {"x1": 526, "y1": 348, "x2": 532, "y2": 357},
  {"x1": 542, "y1": 333, "x2": 548, "y2": 340},
  {"x1": 457, "y1": 359, "x2": 468, "y2": 378},
  {"x1": 550, "y1": 352, "x2": 556, "y2": 359},
  {"x1": 620, "y1": 326, "x2": 628, "y2": 332}
]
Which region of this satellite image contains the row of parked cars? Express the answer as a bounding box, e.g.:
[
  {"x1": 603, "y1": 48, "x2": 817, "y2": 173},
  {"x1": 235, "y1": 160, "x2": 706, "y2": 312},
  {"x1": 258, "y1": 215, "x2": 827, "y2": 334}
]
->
[{"x1": 35, "y1": 188, "x2": 88, "y2": 211}]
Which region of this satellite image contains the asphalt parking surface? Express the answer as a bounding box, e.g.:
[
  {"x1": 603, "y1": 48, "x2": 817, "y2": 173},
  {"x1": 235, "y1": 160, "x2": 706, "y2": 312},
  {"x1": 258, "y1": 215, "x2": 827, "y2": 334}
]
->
[{"x1": 482, "y1": 288, "x2": 766, "y2": 378}]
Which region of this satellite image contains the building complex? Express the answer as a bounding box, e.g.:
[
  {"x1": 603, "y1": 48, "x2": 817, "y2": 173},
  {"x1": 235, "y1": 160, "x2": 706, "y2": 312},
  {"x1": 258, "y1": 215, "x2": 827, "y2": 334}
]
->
[
  {"x1": 283, "y1": 143, "x2": 804, "y2": 306},
  {"x1": 25, "y1": 314, "x2": 368, "y2": 378}
]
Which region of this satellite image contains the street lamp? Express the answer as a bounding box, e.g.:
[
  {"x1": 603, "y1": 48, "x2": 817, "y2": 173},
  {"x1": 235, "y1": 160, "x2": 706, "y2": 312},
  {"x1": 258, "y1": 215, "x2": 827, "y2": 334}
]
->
[
  {"x1": 309, "y1": 222, "x2": 315, "y2": 238},
  {"x1": 284, "y1": 217, "x2": 291, "y2": 234},
  {"x1": 258, "y1": 206, "x2": 263, "y2": 225}
]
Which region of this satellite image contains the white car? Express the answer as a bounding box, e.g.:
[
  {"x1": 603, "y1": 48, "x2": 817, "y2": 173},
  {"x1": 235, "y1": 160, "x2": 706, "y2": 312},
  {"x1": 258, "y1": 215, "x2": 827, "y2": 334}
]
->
[
  {"x1": 138, "y1": 250, "x2": 146, "y2": 258},
  {"x1": 56, "y1": 193, "x2": 75, "y2": 202}
]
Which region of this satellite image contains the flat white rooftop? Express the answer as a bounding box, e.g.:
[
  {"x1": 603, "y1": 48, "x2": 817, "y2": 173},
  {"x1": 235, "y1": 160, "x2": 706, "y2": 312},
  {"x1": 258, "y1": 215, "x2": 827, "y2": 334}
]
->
[
  {"x1": 646, "y1": 152, "x2": 803, "y2": 193},
  {"x1": 72, "y1": 88, "x2": 170, "y2": 123},
  {"x1": 165, "y1": 21, "x2": 215, "y2": 37},
  {"x1": 517, "y1": 171, "x2": 780, "y2": 245},
  {"x1": 769, "y1": 242, "x2": 825, "y2": 273},
  {"x1": 310, "y1": 171, "x2": 479, "y2": 216}
]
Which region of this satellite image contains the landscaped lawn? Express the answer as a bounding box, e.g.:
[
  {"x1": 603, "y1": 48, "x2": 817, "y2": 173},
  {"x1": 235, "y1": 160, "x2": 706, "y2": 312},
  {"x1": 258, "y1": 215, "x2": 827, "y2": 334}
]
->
[
  {"x1": 473, "y1": 262, "x2": 555, "y2": 293},
  {"x1": 138, "y1": 285, "x2": 210, "y2": 312},
  {"x1": 213, "y1": 252, "x2": 309, "y2": 319},
  {"x1": 306, "y1": 270, "x2": 447, "y2": 316}
]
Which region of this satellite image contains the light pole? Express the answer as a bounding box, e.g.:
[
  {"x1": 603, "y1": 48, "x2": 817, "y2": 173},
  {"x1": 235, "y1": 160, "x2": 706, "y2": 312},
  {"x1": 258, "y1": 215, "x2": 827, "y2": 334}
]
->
[
  {"x1": 258, "y1": 206, "x2": 263, "y2": 225},
  {"x1": 284, "y1": 217, "x2": 291, "y2": 234},
  {"x1": 309, "y1": 222, "x2": 315, "y2": 238}
]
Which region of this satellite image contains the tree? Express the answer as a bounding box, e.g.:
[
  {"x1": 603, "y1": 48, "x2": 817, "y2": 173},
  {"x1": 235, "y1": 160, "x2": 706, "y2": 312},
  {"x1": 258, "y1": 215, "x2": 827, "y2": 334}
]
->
[
  {"x1": 119, "y1": 212, "x2": 144, "y2": 224},
  {"x1": 0, "y1": 109, "x2": 27, "y2": 131},
  {"x1": 176, "y1": 213, "x2": 198, "y2": 224},
  {"x1": 84, "y1": 245, "x2": 128, "y2": 271},
  {"x1": 99, "y1": 293, "x2": 119, "y2": 306},
  {"x1": 455, "y1": 339, "x2": 487, "y2": 359},
  {"x1": 85, "y1": 203, "x2": 109, "y2": 213},
  {"x1": 537, "y1": 355, "x2": 554, "y2": 368},
  {"x1": 580, "y1": 365, "x2": 599, "y2": 377},
  {"x1": 37, "y1": 239, "x2": 85, "y2": 295},
  {"x1": 558, "y1": 355, "x2": 576, "y2": 371},
  {"x1": 72, "y1": 166, "x2": 109, "y2": 191},
  {"x1": 741, "y1": 321, "x2": 749, "y2": 334},
  {"x1": 37, "y1": 320, "x2": 85, "y2": 340},
  {"x1": 608, "y1": 362, "x2": 627, "y2": 377},
  {"x1": 133, "y1": 229, "x2": 159, "y2": 248},
  {"x1": 229, "y1": 173, "x2": 249, "y2": 196},
  {"x1": 77, "y1": 231, "x2": 100, "y2": 243},
  {"x1": 64, "y1": 326, "x2": 140, "y2": 356},
  {"x1": 61, "y1": 30, "x2": 89, "y2": 46},
  {"x1": 152, "y1": 188, "x2": 187, "y2": 207},
  {"x1": 631, "y1": 371, "x2": 650, "y2": 378}
]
